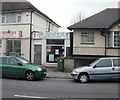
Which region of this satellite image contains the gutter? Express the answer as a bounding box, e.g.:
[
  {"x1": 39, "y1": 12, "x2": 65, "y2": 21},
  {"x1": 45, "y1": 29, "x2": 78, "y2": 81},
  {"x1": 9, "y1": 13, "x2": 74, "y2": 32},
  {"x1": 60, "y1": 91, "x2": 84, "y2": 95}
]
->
[
  {"x1": 29, "y1": 10, "x2": 34, "y2": 62},
  {"x1": 100, "y1": 29, "x2": 107, "y2": 56}
]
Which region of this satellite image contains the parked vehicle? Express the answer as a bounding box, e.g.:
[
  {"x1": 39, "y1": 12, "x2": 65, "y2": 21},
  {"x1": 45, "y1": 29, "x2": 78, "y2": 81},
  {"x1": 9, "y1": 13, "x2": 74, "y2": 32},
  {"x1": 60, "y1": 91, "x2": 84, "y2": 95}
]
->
[
  {"x1": 0, "y1": 56, "x2": 47, "y2": 81},
  {"x1": 71, "y1": 57, "x2": 120, "y2": 83}
]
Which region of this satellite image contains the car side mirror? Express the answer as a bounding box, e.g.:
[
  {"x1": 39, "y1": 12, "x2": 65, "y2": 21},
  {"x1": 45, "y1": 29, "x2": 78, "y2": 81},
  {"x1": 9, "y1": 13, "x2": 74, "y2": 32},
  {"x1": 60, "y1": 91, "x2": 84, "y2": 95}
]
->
[
  {"x1": 17, "y1": 63, "x2": 23, "y2": 66},
  {"x1": 93, "y1": 65, "x2": 96, "y2": 69}
]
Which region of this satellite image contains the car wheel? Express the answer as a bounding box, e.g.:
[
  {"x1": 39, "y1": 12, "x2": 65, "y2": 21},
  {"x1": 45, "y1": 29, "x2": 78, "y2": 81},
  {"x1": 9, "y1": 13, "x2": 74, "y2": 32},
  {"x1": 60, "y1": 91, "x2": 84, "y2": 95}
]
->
[
  {"x1": 25, "y1": 71, "x2": 35, "y2": 81},
  {"x1": 79, "y1": 73, "x2": 89, "y2": 83}
]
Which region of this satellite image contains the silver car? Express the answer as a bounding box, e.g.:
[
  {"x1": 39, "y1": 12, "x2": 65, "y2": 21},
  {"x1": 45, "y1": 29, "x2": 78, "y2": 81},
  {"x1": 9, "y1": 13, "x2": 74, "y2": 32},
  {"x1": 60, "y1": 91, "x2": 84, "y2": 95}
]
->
[{"x1": 71, "y1": 57, "x2": 120, "y2": 83}]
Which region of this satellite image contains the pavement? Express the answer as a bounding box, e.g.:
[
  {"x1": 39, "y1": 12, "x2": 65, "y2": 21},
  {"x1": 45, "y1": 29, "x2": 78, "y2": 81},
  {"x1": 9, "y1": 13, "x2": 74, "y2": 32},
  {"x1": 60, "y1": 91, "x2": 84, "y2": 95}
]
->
[{"x1": 46, "y1": 67, "x2": 71, "y2": 79}]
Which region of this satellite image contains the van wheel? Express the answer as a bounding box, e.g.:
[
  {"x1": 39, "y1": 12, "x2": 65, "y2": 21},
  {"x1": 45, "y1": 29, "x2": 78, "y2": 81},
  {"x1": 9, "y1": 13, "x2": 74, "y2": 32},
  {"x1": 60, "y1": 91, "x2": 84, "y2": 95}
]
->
[
  {"x1": 25, "y1": 71, "x2": 35, "y2": 81},
  {"x1": 79, "y1": 73, "x2": 89, "y2": 83}
]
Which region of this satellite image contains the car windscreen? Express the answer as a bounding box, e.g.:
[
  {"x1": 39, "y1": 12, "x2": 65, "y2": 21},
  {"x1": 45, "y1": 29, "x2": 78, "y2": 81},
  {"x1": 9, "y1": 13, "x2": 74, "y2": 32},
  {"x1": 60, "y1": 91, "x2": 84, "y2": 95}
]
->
[
  {"x1": 89, "y1": 59, "x2": 99, "y2": 67},
  {"x1": 18, "y1": 57, "x2": 31, "y2": 64}
]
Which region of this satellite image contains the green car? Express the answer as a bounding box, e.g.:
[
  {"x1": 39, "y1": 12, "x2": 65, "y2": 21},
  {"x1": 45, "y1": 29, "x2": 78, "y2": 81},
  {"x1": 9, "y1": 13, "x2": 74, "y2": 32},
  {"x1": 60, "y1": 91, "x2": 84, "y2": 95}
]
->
[{"x1": 0, "y1": 56, "x2": 47, "y2": 81}]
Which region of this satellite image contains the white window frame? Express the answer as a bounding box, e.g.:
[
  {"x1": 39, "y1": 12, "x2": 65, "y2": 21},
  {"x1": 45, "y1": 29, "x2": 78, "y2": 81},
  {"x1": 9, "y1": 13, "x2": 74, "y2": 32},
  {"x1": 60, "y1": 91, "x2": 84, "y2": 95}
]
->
[
  {"x1": 81, "y1": 32, "x2": 94, "y2": 44},
  {"x1": 2, "y1": 12, "x2": 22, "y2": 24},
  {"x1": 17, "y1": 13, "x2": 22, "y2": 23},
  {"x1": 2, "y1": 14, "x2": 6, "y2": 23},
  {"x1": 108, "y1": 31, "x2": 120, "y2": 47}
]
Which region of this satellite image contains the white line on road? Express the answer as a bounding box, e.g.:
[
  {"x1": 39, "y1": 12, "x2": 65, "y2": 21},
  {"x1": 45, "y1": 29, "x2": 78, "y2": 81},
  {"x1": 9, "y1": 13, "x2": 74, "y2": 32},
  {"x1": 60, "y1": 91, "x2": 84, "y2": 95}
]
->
[{"x1": 14, "y1": 95, "x2": 50, "y2": 98}]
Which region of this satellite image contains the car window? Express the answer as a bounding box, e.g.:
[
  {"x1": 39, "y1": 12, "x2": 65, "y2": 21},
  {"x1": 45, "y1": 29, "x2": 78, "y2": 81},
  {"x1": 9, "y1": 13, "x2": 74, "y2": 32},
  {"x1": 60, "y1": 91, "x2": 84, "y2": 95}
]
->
[
  {"x1": 9, "y1": 58, "x2": 20, "y2": 65},
  {"x1": 95, "y1": 59, "x2": 112, "y2": 68},
  {"x1": 0, "y1": 57, "x2": 8, "y2": 64},
  {"x1": 113, "y1": 59, "x2": 120, "y2": 67}
]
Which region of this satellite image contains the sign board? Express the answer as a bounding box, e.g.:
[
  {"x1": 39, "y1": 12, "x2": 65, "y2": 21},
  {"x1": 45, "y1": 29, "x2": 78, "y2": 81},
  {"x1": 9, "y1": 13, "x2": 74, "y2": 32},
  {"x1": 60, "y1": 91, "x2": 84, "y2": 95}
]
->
[
  {"x1": 0, "y1": 31, "x2": 23, "y2": 39},
  {"x1": 49, "y1": 54, "x2": 54, "y2": 62},
  {"x1": 33, "y1": 32, "x2": 70, "y2": 39}
]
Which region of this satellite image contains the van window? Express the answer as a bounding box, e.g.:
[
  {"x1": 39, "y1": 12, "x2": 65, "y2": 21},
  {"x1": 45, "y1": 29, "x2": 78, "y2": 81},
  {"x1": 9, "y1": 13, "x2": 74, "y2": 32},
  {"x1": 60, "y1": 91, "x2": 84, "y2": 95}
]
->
[
  {"x1": 0, "y1": 57, "x2": 8, "y2": 64},
  {"x1": 113, "y1": 59, "x2": 120, "y2": 66},
  {"x1": 95, "y1": 59, "x2": 112, "y2": 68}
]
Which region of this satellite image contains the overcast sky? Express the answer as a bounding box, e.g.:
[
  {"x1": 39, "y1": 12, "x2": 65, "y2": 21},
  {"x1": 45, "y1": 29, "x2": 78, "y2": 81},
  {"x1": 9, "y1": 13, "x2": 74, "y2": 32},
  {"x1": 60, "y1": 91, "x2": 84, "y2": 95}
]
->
[{"x1": 27, "y1": 0, "x2": 119, "y2": 31}]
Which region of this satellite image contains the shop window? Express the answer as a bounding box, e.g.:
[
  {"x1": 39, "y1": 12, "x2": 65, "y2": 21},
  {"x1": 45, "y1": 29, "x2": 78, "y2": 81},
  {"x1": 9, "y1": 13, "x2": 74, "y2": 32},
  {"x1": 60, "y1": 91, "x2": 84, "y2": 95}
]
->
[
  {"x1": 46, "y1": 46, "x2": 64, "y2": 63},
  {"x1": 6, "y1": 40, "x2": 21, "y2": 56}
]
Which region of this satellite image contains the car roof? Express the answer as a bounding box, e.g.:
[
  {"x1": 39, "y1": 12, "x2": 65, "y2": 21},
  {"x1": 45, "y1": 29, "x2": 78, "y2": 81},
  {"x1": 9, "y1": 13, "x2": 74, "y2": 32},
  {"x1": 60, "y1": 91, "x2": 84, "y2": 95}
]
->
[{"x1": 100, "y1": 57, "x2": 120, "y2": 59}]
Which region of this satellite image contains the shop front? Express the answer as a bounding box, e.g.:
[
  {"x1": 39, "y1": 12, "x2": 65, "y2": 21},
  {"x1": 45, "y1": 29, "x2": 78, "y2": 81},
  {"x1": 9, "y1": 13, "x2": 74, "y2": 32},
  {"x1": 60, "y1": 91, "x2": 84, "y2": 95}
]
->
[
  {"x1": 0, "y1": 30, "x2": 30, "y2": 60},
  {"x1": 46, "y1": 39, "x2": 64, "y2": 63},
  {"x1": 33, "y1": 32, "x2": 70, "y2": 66}
]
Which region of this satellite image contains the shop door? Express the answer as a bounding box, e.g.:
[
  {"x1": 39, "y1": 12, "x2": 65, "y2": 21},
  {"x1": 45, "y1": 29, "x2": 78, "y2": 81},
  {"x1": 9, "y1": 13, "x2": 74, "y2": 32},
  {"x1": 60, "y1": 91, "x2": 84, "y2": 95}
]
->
[{"x1": 34, "y1": 45, "x2": 42, "y2": 65}]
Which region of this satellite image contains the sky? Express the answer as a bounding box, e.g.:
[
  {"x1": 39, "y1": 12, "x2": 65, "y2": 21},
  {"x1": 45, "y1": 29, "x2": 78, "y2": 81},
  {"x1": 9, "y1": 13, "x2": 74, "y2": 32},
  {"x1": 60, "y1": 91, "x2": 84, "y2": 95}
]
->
[{"x1": 27, "y1": 0, "x2": 119, "y2": 31}]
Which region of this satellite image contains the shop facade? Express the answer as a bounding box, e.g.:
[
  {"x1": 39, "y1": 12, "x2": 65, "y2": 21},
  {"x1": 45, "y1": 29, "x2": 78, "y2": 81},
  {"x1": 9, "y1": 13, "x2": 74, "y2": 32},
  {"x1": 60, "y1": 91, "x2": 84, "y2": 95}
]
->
[
  {"x1": 32, "y1": 32, "x2": 70, "y2": 66},
  {"x1": 0, "y1": 1, "x2": 60, "y2": 66}
]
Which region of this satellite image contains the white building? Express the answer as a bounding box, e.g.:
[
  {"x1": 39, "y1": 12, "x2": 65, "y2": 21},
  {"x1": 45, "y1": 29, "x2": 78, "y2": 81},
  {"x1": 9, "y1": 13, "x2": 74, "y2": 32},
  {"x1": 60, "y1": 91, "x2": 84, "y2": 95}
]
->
[
  {"x1": 0, "y1": 1, "x2": 71, "y2": 66},
  {"x1": 0, "y1": 1, "x2": 61, "y2": 66}
]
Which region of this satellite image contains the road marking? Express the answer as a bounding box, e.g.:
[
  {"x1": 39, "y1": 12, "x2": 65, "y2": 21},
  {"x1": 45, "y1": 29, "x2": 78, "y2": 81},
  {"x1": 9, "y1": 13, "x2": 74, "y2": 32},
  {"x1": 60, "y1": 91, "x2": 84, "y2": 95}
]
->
[{"x1": 14, "y1": 95, "x2": 50, "y2": 98}]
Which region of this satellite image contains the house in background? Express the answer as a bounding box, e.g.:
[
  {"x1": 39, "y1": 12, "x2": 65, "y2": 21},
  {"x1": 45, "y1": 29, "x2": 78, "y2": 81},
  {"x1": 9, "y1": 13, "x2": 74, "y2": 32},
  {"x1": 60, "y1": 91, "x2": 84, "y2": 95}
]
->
[
  {"x1": 68, "y1": 8, "x2": 120, "y2": 58},
  {"x1": 0, "y1": 1, "x2": 62, "y2": 66}
]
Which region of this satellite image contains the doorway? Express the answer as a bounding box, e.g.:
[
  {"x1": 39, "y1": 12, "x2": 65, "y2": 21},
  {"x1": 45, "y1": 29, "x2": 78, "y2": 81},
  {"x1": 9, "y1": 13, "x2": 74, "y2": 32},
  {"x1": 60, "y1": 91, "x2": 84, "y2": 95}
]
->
[
  {"x1": 34, "y1": 45, "x2": 42, "y2": 65},
  {"x1": 46, "y1": 46, "x2": 64, "y2": 63}
]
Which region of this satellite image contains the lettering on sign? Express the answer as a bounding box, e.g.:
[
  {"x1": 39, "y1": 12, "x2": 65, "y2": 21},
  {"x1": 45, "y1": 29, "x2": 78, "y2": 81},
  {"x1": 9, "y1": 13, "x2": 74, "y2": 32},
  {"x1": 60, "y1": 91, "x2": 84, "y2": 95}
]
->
[
  {"x1": 0, "y1": 31, "x2": 23, "y2": 38},
  {"x1": 33, "y1": 32, "x2": 70, "y2": 39}
]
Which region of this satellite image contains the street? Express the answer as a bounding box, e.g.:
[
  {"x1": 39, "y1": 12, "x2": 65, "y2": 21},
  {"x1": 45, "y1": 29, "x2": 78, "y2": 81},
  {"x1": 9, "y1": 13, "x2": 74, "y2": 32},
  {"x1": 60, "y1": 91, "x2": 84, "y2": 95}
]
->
[{"x1": 1, "y1": 78, "x2": 120, "y2": 99}]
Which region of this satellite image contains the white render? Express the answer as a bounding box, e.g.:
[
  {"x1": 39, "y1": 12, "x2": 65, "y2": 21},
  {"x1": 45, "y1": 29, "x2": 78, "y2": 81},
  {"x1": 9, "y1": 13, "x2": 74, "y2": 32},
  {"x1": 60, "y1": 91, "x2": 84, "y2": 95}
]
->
[{"x1": 0, "y1": 10, "x2": 60, "y2": 65}]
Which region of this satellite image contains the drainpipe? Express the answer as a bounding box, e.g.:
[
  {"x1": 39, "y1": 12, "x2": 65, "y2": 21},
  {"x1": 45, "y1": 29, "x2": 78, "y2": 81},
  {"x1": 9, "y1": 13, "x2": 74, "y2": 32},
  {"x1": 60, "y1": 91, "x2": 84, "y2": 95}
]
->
[
  {"x1": 48, "y1": 19, "x2": 52, "y2": 32},
  {"x1": 29, "y1": 10, "x2": 33, "y2": 62},
  {"x1": 100, "y1": 29, "x2": 106, "y2": 56}
]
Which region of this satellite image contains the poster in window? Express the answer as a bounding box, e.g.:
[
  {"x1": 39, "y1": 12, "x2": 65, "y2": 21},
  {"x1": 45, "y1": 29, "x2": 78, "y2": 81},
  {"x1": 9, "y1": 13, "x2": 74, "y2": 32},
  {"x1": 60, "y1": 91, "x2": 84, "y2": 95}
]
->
[
  {"x1": 49, "y1": 54, "x2": 54, "y2": 61},
  {"x1": 55, "y1": 49, "x2": 59, "y2": 55}
]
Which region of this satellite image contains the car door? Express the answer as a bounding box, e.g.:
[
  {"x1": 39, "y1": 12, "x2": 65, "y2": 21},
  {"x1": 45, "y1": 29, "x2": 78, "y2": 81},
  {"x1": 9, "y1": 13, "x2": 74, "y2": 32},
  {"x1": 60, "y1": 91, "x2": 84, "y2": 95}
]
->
[
  {"x1": 91, "y1": 58, "x2": 114, "y2": 79},
  {"x1": 8, "y1": 57, "x2": 25, "y2": 77},
  {"x1": 112, "y1": 58, "x2": 120, "y2": 79},
  {"x1": 0, "y1": 57, "x2": 9, "y2": 76}
]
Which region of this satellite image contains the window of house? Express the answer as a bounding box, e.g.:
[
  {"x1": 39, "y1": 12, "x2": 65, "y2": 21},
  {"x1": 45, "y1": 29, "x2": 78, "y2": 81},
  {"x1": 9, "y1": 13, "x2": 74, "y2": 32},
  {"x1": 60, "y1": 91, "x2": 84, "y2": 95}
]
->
[
  {"x1": 2, "y1": 12, "x2": 21, "y2": 23},
  {"x1": 2, "y1": 14, "x2": 5, "y2": 23},
  {"x1": 108, "y1": 31, "x2": 120, "y2": 47},
  {"x1": 17, "y1": 13, "x2": 21, "y2": 23},
  {"x1": 81, "y1": 32, "x2": 94, "y2": 43},
  {"x1": 6, "y1": 13, "x2": 17, "y2": 23}
]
